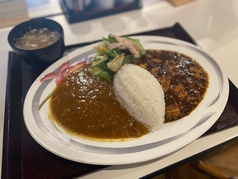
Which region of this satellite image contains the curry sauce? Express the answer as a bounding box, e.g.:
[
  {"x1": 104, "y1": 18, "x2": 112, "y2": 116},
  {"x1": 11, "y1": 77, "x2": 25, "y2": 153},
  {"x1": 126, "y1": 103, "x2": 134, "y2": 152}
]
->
[{"x1": 49, "y1": 65, "x2": 149, "y2": 140}]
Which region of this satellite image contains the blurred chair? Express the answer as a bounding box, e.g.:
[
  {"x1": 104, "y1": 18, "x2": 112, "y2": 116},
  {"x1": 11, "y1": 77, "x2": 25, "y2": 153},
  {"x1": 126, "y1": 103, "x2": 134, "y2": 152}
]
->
[
  {"x1": 190, "y1": 139, "x2": 238, "y2": 178},
  {"x1": 165, "y1": 139, "x2": 238, "y2": 179}
]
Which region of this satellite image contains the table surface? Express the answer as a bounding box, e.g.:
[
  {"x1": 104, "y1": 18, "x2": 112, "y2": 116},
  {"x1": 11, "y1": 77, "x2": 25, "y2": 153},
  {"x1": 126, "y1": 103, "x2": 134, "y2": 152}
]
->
[{"x1": 1, "y1": 0, "x2": 238, "y2": 178}]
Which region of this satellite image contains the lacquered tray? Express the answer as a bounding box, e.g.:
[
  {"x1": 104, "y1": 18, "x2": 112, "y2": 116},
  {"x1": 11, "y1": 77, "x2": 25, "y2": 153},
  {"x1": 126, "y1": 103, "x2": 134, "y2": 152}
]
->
[{"x1": 2, "y1": 23, "x2": 238, "y2": 179}]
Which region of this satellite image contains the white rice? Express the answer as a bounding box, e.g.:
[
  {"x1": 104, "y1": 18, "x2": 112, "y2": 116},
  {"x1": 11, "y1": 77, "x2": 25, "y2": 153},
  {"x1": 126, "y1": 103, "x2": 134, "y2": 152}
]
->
[{"x1": 113, "y1": 64, "x2": 165, "y2": 132}]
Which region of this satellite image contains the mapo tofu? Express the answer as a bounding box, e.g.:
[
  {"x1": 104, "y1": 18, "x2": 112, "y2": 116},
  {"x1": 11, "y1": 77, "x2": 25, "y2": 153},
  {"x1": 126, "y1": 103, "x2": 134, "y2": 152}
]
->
[{"x1": 136, "y1": 50, "x2": 209, "y2": 122}]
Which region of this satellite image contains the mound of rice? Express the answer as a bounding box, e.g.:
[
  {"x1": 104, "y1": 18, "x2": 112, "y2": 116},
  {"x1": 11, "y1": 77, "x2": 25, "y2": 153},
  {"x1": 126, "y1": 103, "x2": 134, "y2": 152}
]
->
[{"x1": 113, "y1": 64, "x2": 165, "y2": 132}]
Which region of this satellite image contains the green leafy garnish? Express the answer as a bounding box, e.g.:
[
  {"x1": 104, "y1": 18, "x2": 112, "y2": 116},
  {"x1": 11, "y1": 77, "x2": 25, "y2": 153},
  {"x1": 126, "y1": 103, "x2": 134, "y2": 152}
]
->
[{"x1": 90, "y1": 34, "x2": 146, "y2": 82}]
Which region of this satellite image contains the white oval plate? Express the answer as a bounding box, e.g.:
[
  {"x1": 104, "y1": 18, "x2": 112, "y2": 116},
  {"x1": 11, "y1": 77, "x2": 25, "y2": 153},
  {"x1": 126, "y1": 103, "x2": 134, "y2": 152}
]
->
[{"x1": 23, "y1": 36, "x2": 229, "y2": 165}]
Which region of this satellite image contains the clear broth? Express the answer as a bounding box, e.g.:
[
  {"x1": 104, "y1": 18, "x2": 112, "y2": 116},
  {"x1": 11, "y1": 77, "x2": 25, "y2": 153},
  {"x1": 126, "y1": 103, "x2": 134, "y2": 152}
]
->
[{"x1": 15, "y1": 28, "x2": 61, "y2": 50}]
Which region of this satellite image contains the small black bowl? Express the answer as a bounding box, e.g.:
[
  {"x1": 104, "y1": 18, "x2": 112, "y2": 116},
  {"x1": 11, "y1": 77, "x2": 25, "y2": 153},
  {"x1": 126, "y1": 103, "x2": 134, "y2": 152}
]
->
[{"x1": 8, "y1": 18, "x2": 65, "y2": 68}]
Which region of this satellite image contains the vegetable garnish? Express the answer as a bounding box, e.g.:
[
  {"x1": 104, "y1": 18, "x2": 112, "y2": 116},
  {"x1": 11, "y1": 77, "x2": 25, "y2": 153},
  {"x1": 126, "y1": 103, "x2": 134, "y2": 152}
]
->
[{"x1": 90, "y1": 34, "x2": 146, "y2": 82}]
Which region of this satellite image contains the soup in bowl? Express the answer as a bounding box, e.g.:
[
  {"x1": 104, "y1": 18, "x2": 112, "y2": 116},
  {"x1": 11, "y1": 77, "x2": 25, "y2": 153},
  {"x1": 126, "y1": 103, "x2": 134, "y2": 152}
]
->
[{"x1": 8, "y1": 18, "x2": 65, "y2": 67}]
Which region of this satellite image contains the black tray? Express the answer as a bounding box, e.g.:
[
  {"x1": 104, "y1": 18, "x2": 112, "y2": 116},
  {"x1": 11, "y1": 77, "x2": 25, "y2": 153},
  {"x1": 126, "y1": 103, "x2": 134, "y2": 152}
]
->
[{"x1": 2, "y1": 23, "x2": 238, "y2": 179}]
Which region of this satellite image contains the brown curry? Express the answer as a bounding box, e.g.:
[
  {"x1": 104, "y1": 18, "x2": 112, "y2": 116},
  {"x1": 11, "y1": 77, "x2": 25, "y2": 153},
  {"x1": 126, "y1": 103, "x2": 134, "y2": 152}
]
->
[{"x1": 49, "y1": 65, "x2": 149, "y2": 140}]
